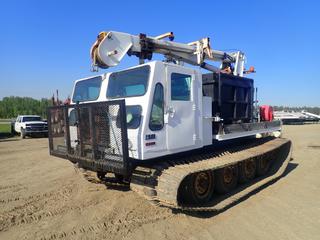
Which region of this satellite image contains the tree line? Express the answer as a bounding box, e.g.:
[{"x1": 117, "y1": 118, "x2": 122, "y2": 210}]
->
[
  {"x1": 0, "y1": 96, "x2": 319, "y2": 119},
  {"x1": 0, "y1": 96, "x2": 52, "y2": 119}
]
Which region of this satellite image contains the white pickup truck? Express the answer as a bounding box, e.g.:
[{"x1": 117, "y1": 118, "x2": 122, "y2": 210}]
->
[{"x1": 14, "y1": 115, "x2": 48, "y2": 139}]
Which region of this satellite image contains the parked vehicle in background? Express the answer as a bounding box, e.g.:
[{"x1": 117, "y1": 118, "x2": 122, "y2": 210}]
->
[{"x1": 14, "y1": 115, "x2": 48, "y2": 139}]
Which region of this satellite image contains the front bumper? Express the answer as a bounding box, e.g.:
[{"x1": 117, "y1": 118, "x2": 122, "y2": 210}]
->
[
  {"x1": 25, "y1": 130, "x2": 48, "y2": 133},
  {"x1": 25, "y1": 126, "x2": 48, "y2": 133}
]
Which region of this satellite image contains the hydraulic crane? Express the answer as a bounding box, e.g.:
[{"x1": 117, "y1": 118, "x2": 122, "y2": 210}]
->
[{"x1": 90, "y1": 31, "x2": 247, "y2": 76}]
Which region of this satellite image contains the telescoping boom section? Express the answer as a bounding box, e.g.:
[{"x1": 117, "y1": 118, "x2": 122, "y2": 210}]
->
[
  {"x1": 47, "y1": 30, "x2": 292, "y2": 212},
  {"x1": 90, "y1": 31, "x2": 247, "y2": 76}
]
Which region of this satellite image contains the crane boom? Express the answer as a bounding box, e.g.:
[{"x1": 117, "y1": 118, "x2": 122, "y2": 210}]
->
[{"x1": 90, "y1": 31, "x2": 246, "y2": 76}]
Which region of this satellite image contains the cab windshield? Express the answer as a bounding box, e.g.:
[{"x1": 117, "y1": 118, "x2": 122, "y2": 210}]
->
[
  {"x1": 107, "y1": 65, "x2": 150, "y2": 98},
  {"x1": 72, "y1": 76, "x2": 102, "y2": 102},
  {"x1": 23, "y1": 116, "x2": 41, "y2": 122}
]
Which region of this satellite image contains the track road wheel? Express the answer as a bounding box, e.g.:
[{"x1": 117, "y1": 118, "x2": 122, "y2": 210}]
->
[
  {"x1": 239, "y1": 159, "x2": 256, "y2": 183},
  {"x1": 215, "y1": 165, "x2": 238, "y2": 194},
  {"x1": 256, "y1": 157, "x2": 271, "y2": 176},
  {"x1": 97, "y1": 171, "x2": 106, "y2": 180},
  {"x1": 179, "y1": 170, "x2": 214, "y2": 205},
  {"x1": 114, "y1": 174, "x2": 124, "y2": 183}
]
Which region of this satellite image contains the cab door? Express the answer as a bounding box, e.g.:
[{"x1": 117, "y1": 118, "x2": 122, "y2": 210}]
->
[
  {"x1": 165, "y1": 65, "x2": 198, "y2": 152},
  {"x1": 14, "y1": 117, "x2": 21, "y2": 132}
]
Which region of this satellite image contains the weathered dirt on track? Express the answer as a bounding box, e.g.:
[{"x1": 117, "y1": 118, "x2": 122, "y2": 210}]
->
[{"x1": 0, "y1": 124, "x2": 319, "y2": 240}]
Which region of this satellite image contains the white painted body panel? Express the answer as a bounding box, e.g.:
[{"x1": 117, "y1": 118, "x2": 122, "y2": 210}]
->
[
  {"x1": 70, "y1": 61, "x2": 204, "y2": 160},
  {"x1": 70, "y1": 60, "x2": 280, "y2": 161},
  {"x1": 202, "y1": 96, "x2": 213, "y2": 146},
  {"x1": 165, "y1": 65, "x2": 201, "y2": 152}
]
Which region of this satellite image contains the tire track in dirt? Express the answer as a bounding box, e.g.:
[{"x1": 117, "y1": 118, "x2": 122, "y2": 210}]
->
[
  {"x1": 37, "y1": 208, "x2": 172, "y2": 240},
  {"x1": 0, "y1": 181, "x2": 80, "y2": 231},
  {"x1": 0, "y1": 184, "x2": 26, "y2": 191},
  {"x1": 25, "y1": 170, "x2": 173, "y2": 240},
  {"x1": 0, "y1": 184, "x2": 28, "y2": 203},
  {"x1": 0, "y1": 145, "x2": 48, "y2": 156},
  {"x1": 1, "y1": 198, "x2": 109, "y2": 232},
  {"x1": 1, "y1": 184, "x2": 74, "y2": 211}
]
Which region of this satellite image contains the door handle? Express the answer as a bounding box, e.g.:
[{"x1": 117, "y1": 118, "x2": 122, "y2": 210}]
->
[{"x1": 167, "y1": 106, "x2": 175, "y2": 118}]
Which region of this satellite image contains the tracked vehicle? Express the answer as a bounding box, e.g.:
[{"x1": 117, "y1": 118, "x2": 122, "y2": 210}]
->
[{"x1": 47, "y1": 31, "x2": 292, "y2": 211}]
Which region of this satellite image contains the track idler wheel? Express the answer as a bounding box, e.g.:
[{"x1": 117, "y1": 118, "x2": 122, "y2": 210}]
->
[
  {"x1": 215, "y1": 165, "x2": 239, "y2": 193},
  {"x1": 179, "y1": 170, "x2": 214, "y2": 205},
  {"x1": 239, "y1": 159, "x2": 256, "y2": 183}
]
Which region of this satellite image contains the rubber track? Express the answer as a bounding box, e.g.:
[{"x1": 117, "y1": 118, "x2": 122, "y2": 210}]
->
[{"x1": 130, "y1": 138, "x2": 292, "y2": 212}]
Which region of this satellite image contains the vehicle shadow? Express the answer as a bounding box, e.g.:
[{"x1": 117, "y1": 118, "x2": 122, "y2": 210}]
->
[
  {"x1": 0, "y1": 135, "x2": 48, "y2": 142},
  {"x1": 0, "y1": 133, "x2": 18, "y2": 142},
  {"x1": 174, "y1": 161, "x2": 298, "y2": 218},
  {"x1": 81, "y1": 172, "x2": 130, "y2": 192},
  {"x1": 100, "y1": 177, "x2": 130, "y2": 192}
]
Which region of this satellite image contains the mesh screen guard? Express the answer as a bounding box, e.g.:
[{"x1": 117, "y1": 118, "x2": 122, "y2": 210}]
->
[{"x1": 47, "y1": 100, "x2": 130, "y2": 175}]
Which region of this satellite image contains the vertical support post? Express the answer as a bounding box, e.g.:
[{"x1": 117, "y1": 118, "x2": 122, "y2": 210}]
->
[
  {"x1": 218, "y1": 73, "x2": 222, "y2": 115},
  {"x1": 119, "y1": 101, "x2": 129, "y2": 175},
  {"x1": 139, "y1": 58, "x2": 145, "y2": 65},
  {"x1": 255, "y1": 87, "x2": 258, "y2": 121},
  {"x1": 64, "y1": 106, "x2": 71, "y2": 154},
  {"x1": 47, "y1": 108, "x2": 54, "y2": 152},
  {"x1": 245, "y1": 88, "x2": 249, "y2": 119},
  {"x1": 89, "y1": 106, "x2": 97, "y2": 160},
  {"x1": 75, "y1": 104, "x2": 83, "y2": 157},
  {"x1": 234, "y1": 87, "x2": 237, "y2": 120}
]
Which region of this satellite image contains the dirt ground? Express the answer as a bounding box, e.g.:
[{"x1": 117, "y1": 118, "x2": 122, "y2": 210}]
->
[{"x1": 0, "y1": 124, "x2": 319, "y2": 240}]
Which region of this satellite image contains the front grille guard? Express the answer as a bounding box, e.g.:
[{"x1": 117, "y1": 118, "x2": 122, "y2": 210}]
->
[{"x1": 47, "y1": 100, "x2": 130, "y2": 176}]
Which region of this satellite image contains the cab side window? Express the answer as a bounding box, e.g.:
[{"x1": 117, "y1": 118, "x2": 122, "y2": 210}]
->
[
  {"x1": 149, "y1": 83, "x2": 164, "y2": 131},
  {"x1": 171, "y1": 73, "x2": 191, "y2": 101}
]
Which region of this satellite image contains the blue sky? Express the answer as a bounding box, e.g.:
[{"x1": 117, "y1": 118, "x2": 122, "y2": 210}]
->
[{"x1": 0, "y1": 0, "x2": 319, "y2": 106}]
